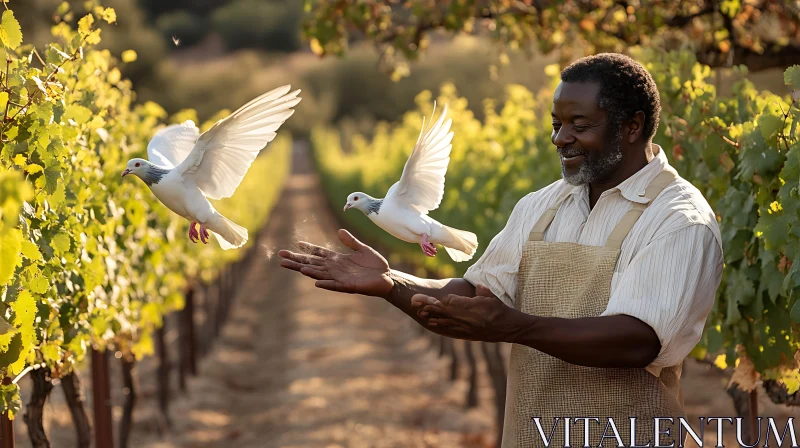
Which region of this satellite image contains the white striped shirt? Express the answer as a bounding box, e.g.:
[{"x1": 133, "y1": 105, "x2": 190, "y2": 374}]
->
[{"x1": 463, "y1": 145, "x2": 723, "y2": 368}]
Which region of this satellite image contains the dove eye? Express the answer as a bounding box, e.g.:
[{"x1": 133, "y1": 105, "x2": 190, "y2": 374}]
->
[
  {"x1": 354, "y1": 196, "x2": 359, "y2": 201},
  {"x1": 135, "y1": 163, "x2": 140, "y2": 167}
]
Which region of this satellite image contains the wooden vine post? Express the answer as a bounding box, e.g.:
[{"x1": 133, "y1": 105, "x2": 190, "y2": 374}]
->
[
  {"x1": 0, "y1": 376, "x2": 13, "y2": 448},
  {"x1": 90, "y1": 348, "x2": 113, "y2": 448}
]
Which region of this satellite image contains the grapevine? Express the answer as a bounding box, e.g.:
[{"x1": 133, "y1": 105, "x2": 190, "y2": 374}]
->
[{"x1": 0, "y1": 1, "x2": 292, "y2": 418}]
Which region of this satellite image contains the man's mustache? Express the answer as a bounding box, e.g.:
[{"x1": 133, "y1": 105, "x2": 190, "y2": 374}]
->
[{"x1": 558, "y1": 147, "x2": 587, "y2": 157}]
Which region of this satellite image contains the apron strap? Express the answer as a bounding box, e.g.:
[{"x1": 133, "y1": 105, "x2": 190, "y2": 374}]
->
[
  {"x1": 528, "y1": 184, "x2": 577, "y2": 241},
  {"x1": 604, "y1": 169, "x2": 677, "y2": 250}
]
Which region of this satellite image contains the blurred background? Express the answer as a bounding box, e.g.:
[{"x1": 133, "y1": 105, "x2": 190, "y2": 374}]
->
[{"x1": 13, "y1": 0, "x2": 785, "y2": 143}]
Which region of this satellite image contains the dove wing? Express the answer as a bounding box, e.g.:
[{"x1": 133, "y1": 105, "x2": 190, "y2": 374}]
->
[
  {"x1": 386, "y1": 102, "x2": 453, "y2": 215},
  {"x1": 175, "y1": 85, "x2": 301, "y2": 200},
  {"x1": 146, "y1": 121, "x2": 200, "y2": 169}
]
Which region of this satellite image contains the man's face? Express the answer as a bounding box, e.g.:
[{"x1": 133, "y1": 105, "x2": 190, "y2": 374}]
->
[{"x1": 551, "y1": 81, "x2": 623, "y2": 185}]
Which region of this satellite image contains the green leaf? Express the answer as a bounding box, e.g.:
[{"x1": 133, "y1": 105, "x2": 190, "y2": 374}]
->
[
  {"x1": 50, "y1": 232, "x2": 70, "y2": 255},
  {"x1": 0, "y1": 333, "x2": 22, "y2": 368},
  {"x1": 790, "y1": 300, "x2": 800, "y2": 323},
  {"x1": 758, "y1": 112, "x2": 784, "y2": 144},
  {"x1": 63, "y1": 105, "x2": 92, "y2": 125},
  {"x1": 0, "y1": 382, "x2": 20, "y2": 419},
  {"x1": 82, "y1": 256, "x2": 104, "y2": 293},
  {"x1": 784, "y1": 65, "x2": 800, "y2": 91},
  {"x1": 0, "y1": 10, "x2": 23, "y2": 50},
  {"x1": 20, "y1": 240, "x2": 41, "y2": 261},
  {"x1": 48, "y1": 181, "x2": 65, "y2": 208},
  {"x1": 0, "y1": 229, "x2": 22, "y2": 287},
  {"x1": 0, "y1": 317, "x2": 13, "y2": 339},
  {"x1": 42, "y1": 166, "x2": 60, "y2": 195},
  {"x1": 728, "y1": 268, "x2": 756, "y2": 307},
  {"x1": 26, "y1": 273, "x2": 48, "y2": 295}
]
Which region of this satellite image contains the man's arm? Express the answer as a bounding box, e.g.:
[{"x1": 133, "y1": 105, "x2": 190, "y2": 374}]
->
[
  {"x1": 383, "y1": 271, "x2": 476, "y2": 325},
  {"x1": 416, "y1": 223, "x2": 723, "y2": 369},
  {"x1": 505, "y1": 313, "x2": 661, "y2": 368}
]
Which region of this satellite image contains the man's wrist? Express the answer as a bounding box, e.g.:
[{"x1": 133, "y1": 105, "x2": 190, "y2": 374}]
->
[
  {"x1": 381, "y1": 270, "x2": 402, "y2": 302},
  {"x1": 502, "y1": 308, "x2": 536, "y2": 345}
]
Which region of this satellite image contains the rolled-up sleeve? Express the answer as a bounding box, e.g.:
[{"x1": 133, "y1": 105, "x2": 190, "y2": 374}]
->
[
  {"x1": 601, "y1": 224, "x2": 723, "y2": 368},
  {"x1": 463, "y1": 193, "x2": 535, "y2": 308}
]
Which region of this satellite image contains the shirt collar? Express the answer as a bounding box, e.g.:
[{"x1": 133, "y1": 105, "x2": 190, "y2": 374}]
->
[{"x1": 564, "y1": 143, "x2": 671, "y2": 205}]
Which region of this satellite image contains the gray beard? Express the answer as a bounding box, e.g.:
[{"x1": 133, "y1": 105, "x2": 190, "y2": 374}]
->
[{"x1": 561, "y1": 128, "x2": 624, "y2": 186}]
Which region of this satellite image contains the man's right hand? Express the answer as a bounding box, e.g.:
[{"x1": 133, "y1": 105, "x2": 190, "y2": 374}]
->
[{"x1": 278, "y1": 229, "x2": 394, "y2": 299}]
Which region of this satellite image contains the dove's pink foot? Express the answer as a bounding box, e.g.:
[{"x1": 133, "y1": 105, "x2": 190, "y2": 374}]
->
[
  {"x1": 420, "y1": 233, "x2": 437, "y2": 257},
  {"x1": 199, "y1": 223, "x2": 209, "y2": 244},
  {"x1": 189, "y1": 222, "x2": 199, "y2": 243}
]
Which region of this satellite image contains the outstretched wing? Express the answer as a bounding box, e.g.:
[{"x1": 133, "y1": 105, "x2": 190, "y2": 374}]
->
[
  {"x1": 146, "y1": 121, "x2": 200, "y2": 169},
  {"x1": 176, "y1": 85, "x2": 302, "y2": 200},
  {"x1": 386, "y1": 102, "x2": 453, "y2": 215}
]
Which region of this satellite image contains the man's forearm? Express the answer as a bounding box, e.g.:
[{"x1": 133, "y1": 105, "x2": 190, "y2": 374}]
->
[
  {"x1": 506, "y1": 311, "x2": 661, "y2": 368},
  {"x1": 383, "y1": 270, "x2": 475, "y2": 324}
]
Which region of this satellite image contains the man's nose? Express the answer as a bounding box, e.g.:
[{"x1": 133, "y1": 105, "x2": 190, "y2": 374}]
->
[{"x1": 552, "y1": 127, "x2": 574, "y2": 148}]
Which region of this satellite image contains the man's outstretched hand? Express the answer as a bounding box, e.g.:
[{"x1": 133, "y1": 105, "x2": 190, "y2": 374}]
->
[
  {"x1": 410, "y1": 284, "x2": 521, "y2": 342},
  {"x1": 278, "y1": 229, "x2": 394, "y2": 298}
]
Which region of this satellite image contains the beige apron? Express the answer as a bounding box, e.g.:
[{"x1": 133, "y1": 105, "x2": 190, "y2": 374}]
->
[{"x1": 502, "y1": 169, "x2": 686, "y2": 448}]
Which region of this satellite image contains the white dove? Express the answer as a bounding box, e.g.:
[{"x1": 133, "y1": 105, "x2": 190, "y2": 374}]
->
[
  {"x1": 343, "y1": 102, "x2": 478, "y2": 262},
  {"x1": 121, "y1": 85, "x2": 301, "y2": 250}
]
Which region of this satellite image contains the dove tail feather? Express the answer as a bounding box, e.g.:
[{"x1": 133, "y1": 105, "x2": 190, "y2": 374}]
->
[
  {"x1": 438, "y1": 225, "x2": 478, "y2": 262},
  {"x1": 209, "y1": 215, "x2": 248, "y2": 250}
]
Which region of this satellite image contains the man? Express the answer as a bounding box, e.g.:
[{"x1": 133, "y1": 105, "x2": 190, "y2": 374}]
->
[{"x1": 279, "y1": 53, "x2": 723, "y2": 447}]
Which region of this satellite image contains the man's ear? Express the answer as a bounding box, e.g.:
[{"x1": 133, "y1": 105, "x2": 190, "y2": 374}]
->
[{"x1": 627, "y1": 111, "x2": 646, "y2": 144}]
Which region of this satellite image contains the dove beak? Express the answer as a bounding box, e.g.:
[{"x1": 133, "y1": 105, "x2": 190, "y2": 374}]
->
[
  {"x1": 121, "y1": 169, "x2": 131, "y2": 178},
  {"x1": 343, "y1": 203, "x2": 351, "y2": 211}
]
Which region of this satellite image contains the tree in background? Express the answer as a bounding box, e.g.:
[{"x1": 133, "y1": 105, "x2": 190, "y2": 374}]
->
[{"x1": 302, "y1": 0, "x2": 800, "y2": 78}]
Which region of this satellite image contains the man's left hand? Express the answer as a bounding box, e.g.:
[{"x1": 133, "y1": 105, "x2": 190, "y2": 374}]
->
[{"x1": 410, "y1": 285, "x2": 521, "y2": 342}]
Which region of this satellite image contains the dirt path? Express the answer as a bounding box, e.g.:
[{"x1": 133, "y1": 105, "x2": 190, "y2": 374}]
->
[
  {"x1": 121, "y1": 142, "x2": 496, "y2": 448},
  {"x1": 11, "y1": 142, "x2": 800, "y2": 448}
]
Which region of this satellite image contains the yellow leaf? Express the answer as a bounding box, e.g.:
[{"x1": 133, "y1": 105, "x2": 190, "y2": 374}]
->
[
  {"x1": 78, "y1": 14, "x2": 94, "y2": 37},
  {"x1": 20, "y1": 240, "x2": 41, "y2": 262},
  {"x1": 108, "y1": 67, "x2": 121, "y2": 84},
  {"x1": 544, "y1": 64, "x2": 560, "y2": 77},
  {"x1": 85, "y1": 29, "x2": 101, "y2": 45},
  {"x1": 714, "y1": 354, "x2": 728, "y2": 369},
  {"x1": 102, "y1": 7, "x2": 117, "y2": 24},
  {"x1": 121, "y1": 49, "x2": 137, "y2": 63},
  {"x1": 12, "y1": 154, "x2": 25, "y2": 166},
  {"x1": 309, "y1": 38, "x2": 324, "y2": 56},
  {"x1": 0, "y1": 10, "x2": 22, "y2": 50},
  {"x1": 0, "y1": 229, "x2": 22, "y2": 286},
  {"x1": 25, "y1": 164, "x2": 43, "y2": 174}
]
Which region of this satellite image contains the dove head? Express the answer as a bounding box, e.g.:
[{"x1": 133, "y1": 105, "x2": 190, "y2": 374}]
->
[
  {"x1": 122, "y1": 158, "x2": 170, "y2": 186},
  {"x1": 343, "y1": 192, "x2": 374, "y2": 213}
]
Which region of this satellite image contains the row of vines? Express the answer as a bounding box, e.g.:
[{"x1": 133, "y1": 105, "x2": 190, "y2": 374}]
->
[
  {"x1": 0, "y1": 0, "x2": 291, "y2": 427},
  {"x1": 312, "y1": 50, "x2": 800, "y2": 396}
]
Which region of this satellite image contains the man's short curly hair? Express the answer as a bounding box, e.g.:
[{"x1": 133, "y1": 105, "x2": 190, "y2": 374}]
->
[{"x1": 560, "y1": 53, "x2": 661, "y2": 143}]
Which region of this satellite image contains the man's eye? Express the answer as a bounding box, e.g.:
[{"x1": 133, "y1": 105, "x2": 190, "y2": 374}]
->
[{"x1": 574, "y1": 126, "x2": 589, "y2": 132}]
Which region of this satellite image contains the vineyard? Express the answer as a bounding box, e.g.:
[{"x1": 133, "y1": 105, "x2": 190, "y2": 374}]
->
[
  {"x1": 312, "y1": 48, "x2": 800, "y2": 435},
  {"x1": 0, "y1": 2, "x2": 291, "y2": 445},
  {"x1": 2, "y1": 0, "x2": 800, "y2": 446}
]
